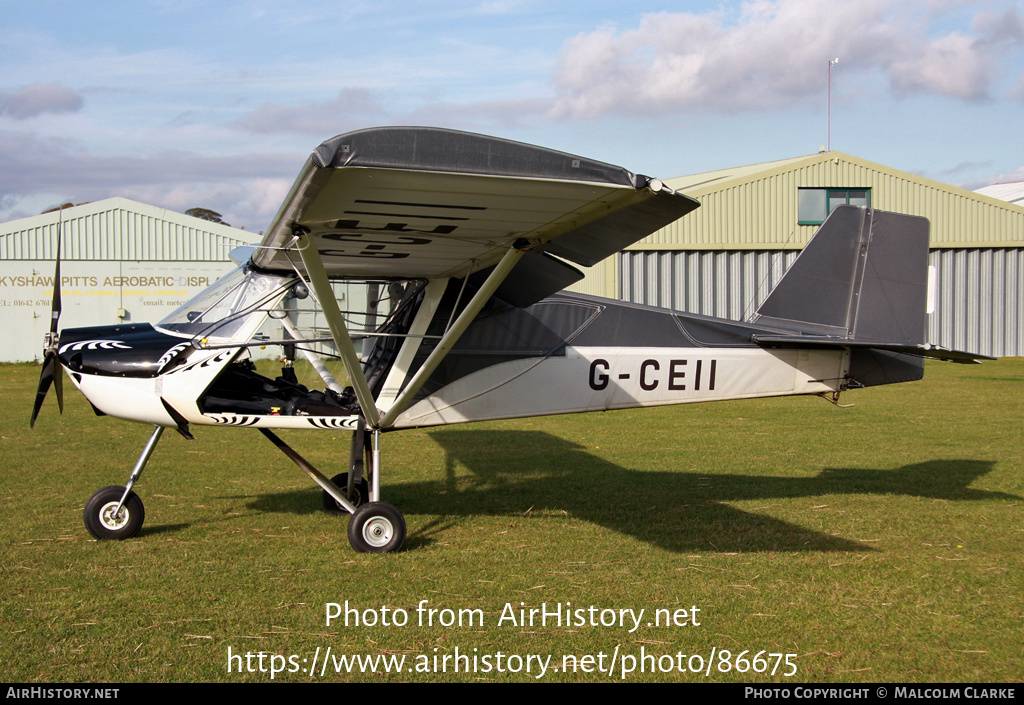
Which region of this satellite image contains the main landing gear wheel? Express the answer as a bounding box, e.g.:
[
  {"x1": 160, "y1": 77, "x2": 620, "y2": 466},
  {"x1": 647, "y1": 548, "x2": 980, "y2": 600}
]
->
[
  {"x1": 83, "y1": 486, "x2": 145, "y2": 540},
  {"x1": 322, "y1": 472, "x2": 370, "y2": 516},
  {"x1": 347, "y1": 502, "x2": 406, "y2": 553}
]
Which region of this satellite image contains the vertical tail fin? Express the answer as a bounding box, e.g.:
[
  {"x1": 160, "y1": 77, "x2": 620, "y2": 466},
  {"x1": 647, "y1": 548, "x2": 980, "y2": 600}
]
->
[
  {"x1": 750, "y1": 205, "x2": 929, "y2": 345},
  {"x1": 749, "y1": 206, "x2": 989, "y2": 385},
  {"x1": 750, "y1": 206, "x2": 932, "y2": 386}
]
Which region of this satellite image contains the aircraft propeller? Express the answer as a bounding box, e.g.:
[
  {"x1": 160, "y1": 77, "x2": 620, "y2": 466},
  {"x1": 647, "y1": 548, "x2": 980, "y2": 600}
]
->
[{"x1": 30, "y1": 215, "x2": 64, "y2": 427}]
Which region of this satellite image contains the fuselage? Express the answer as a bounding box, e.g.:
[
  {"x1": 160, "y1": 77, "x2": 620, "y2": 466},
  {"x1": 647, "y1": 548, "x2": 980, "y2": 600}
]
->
[{"x1": 56, "y1": 264, "x2": 850, "y2": 433}]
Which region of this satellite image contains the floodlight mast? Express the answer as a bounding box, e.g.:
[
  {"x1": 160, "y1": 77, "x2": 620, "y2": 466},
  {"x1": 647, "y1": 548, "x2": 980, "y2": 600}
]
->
[{"x1": 828, "y1": 58, "x2": 839, "y2": 151}]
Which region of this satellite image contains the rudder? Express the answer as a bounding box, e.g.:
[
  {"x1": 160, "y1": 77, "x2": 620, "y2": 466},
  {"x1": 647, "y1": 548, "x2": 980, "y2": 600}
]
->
[{"x1": 750, "y1": 205, "x2": 930, "y2": 346}]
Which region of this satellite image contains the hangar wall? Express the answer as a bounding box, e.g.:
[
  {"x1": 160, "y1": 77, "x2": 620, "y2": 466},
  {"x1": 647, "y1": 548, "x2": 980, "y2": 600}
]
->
[
  {"x1": 618, "y1": 248, "x2": 1024, "y2": 359},
  {"x1": 0, "y1": 198, "x2": 260, "y2": 362},
  {"x1": 581, "y1": 151, "x2": 1024, "y2": 358}
]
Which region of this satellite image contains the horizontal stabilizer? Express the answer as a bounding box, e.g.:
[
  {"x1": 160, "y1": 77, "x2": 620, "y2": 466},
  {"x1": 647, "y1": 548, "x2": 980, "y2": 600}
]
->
[{"x1": 752, "y1": 336, "x2": 994, "y2": 364}]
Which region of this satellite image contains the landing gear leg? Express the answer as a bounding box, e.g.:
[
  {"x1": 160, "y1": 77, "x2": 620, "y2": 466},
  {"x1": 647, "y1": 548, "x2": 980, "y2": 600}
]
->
[
  {"x1": 260, "y1": 426, "x2": 405, "y2": 553},
  {"x1": 347, "y1": 427, "x2": 405, "y2": 553},
  {"x1": 322, "y1": 419, "x2": 370, "y2": 516},
  {"x1": 370, "y1": 428, "x2": 381, "y2": 502},
  {"x1": 83, "y1": 425, "x2": 164, "y2": 540}
]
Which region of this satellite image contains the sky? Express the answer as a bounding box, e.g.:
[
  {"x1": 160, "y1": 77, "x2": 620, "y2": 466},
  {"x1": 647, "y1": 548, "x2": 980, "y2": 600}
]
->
[{"x1": 2, "y1": 0, "x2": 1022, "y2": 231}]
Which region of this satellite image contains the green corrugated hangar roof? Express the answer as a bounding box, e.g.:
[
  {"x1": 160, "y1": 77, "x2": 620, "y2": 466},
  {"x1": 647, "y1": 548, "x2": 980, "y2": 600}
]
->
[
  {"x1": 0, "y1": 197, "x2": 256, "y2": 262},
  {"x1": 639, "y1": 151, "x2": 1024, "y2": 251}
]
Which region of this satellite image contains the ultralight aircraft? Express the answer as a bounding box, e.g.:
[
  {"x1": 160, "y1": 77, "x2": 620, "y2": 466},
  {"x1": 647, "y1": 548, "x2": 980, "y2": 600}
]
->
[{"x1": 29, "y1": 127, "x2": 989, "y2": 552}]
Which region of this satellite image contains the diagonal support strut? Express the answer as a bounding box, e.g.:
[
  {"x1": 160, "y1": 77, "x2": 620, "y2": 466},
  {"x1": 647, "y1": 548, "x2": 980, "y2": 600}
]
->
[
  {"x1": 294, "y1": 230, "x2": 381, "y2": 428},
  {"x1": 259, "y1": 428, "x2": 359, "y2": 515},
  {"x1": 378, "y1": 245, "x2": 525, "y2": 429}
]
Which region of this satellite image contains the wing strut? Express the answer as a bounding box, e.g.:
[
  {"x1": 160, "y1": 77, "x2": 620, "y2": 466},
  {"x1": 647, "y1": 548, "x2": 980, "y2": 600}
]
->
[
  {"x1": 295, "y1": 232, "x2": 526, "y2": 430},
  {"x1": 378, "y1": 244, "x2": 525, "y2": 429},
  {"x1": 295, "y1": 231, "x2": 382, "y2": 428}
]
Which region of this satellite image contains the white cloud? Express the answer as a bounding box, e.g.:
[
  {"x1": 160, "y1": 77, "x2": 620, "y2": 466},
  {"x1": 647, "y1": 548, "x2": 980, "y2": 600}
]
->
[
  {"x1": 400, "y1": 96, "x2": 552, "y2": 131},
  {"x1": 549, "y1": 0, "x2": 1017, "y2": 119},
  {"x1": 1012, "y1": 73, "x2": 1024, "y2": 100},
  {"x1": 962, "y1": 165, "x2": 1024, "y2": 191},
  {"x1": 972, "y1": 7, "x2": 1024, "y2": 46},
  {"x1": 123, "y1": 177, "x2": 292, "y2": 230},
  {"x1": 889, "y1": 33, "x2": 994, "y2": 99}
]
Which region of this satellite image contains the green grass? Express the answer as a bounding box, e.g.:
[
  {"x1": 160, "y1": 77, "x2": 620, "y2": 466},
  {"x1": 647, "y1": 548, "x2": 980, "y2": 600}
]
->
[{"x1": 1, "y1": 360, "x2": 1021, "y2": 682}]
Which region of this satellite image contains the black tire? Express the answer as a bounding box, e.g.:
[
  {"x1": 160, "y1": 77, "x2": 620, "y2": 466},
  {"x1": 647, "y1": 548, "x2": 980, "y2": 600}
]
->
[
  {"x1": 84, "y1": 486, "x2": 145, "y2": 540},
  {"x1": 347, "y1": 502, "x2": 406, "y2": 553},
  {"x1": 322, "y1": 473, "x2": 369, "y2": 516}
]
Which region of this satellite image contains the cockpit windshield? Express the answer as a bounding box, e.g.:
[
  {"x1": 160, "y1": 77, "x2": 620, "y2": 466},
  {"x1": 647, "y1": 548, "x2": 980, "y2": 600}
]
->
[{"x1": 156, "y1": 265, "x2": 294, "y2": 342}]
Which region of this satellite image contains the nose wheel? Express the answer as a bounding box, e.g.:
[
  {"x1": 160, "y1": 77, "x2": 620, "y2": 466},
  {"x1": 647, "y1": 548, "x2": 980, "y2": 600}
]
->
[
  {"x1": 84, "y1": 486, "x2": 145, "y2": 540},
  {"x1": 82, "y1": 425, "x2": 164, "y2": 540}
]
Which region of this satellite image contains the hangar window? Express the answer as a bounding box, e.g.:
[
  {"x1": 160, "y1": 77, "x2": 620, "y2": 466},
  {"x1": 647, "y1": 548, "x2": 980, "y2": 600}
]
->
[{"x1": 798, "y1": 188, "x2": 870, "y2": 225}]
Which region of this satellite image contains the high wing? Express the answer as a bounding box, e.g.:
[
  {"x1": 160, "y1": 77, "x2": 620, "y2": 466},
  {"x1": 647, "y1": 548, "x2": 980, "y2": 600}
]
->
[
  {"x1": 248, "y1": 127, "x2": 699, "y2": 433},
  {"x1": 252, "y1": 126, "x2": 699, "y2": 298}
]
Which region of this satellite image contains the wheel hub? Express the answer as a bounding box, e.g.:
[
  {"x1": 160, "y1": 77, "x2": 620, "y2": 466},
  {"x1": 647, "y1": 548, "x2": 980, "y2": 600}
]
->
[
  {"x1": 98, "y1": 502, "x2": 129, "y2": 530},
  {"x1": 362, "y1": 517, "x2": 394, "y2": 547}
]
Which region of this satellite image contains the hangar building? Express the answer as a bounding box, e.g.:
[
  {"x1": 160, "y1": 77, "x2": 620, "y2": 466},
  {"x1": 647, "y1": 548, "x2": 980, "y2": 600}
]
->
[
  {"x1": 573, "y1": 151, "x2": 1024, "y2": 358},
  {"x1": 5, "y1": 154, "x2": 1022, "y2": 364},
  {"x1": 976, "y1": 181, "x2": 1024, "y2": 207},
  {"x1": 0, "y1": 198, "x2": 259, "y2": 362}
]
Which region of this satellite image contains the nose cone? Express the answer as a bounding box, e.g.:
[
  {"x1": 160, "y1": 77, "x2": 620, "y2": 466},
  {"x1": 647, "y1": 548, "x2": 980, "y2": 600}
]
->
[{"x1": 57, "y1": 323, "x2": 190, "y2": 377}]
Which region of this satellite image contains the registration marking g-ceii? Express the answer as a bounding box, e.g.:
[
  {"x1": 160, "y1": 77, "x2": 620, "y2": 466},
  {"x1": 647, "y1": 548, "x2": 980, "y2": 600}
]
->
[
  {"x1": 588, "y1": 357, "x2": 717, "y2": 393},
  {"x1": 575, "y1": 347, "x2": 845, "y2": 403}
]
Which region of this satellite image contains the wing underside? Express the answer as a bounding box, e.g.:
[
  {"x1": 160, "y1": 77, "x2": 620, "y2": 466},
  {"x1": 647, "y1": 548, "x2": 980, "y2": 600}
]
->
[{"x1": 252, "y1": 127, "x2": 699, "y2": 281}]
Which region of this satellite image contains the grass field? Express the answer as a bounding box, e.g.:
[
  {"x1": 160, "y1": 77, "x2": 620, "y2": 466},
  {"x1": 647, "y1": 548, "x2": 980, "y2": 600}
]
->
[{"x1": 1, "y1": 359, "x2": 1021, "y2": 683}]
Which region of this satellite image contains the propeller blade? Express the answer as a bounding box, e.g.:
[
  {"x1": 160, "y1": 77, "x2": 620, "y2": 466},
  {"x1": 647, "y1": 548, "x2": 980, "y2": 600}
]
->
[
  {"x1": 30, "y1": 352, "x2": 56, "y2": 428},
  {"x1": 51, "y1": 216, "x2": 62, "y2": 333},
  {"x1": 54, "y1": 356, "x2": 64, "y2": 414},
  {"x1": 30, "y1": 212, "x2": 65, "y2": 428}
]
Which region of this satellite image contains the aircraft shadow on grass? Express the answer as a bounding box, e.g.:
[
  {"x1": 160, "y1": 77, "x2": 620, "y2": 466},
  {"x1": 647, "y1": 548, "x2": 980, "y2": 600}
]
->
[{"x1": 242, "y1": 430, "x2": 1015, "y2": 554}]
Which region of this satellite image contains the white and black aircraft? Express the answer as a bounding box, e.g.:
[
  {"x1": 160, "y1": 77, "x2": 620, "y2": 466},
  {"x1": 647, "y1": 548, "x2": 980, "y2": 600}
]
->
[{"x1": 30, "y1": 127, "x2": 989, "y2": 552}]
